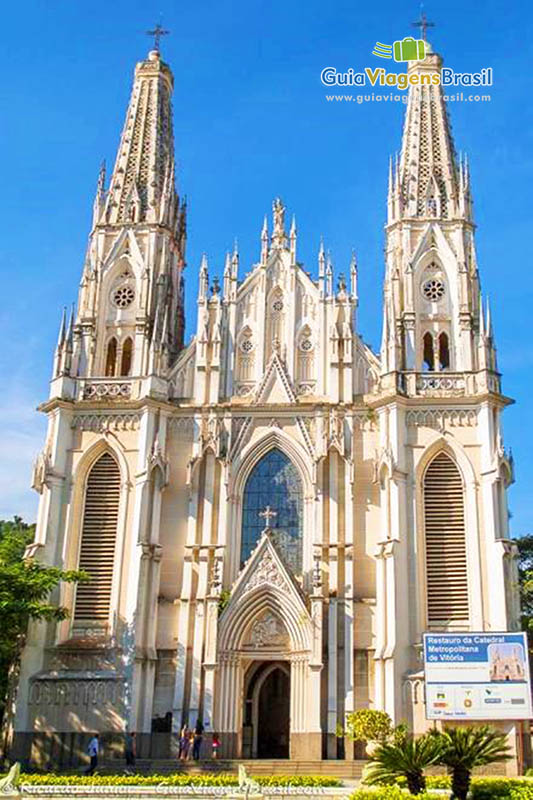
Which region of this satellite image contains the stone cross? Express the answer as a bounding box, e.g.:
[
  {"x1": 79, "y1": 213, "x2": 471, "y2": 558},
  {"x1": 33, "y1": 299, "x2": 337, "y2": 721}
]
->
[
  {"x1": 259, "y1": 506, "x2": 277, "y2": 528},
  {"x1": 146, "y1": 23, "x2": 170, "y2": 52}
]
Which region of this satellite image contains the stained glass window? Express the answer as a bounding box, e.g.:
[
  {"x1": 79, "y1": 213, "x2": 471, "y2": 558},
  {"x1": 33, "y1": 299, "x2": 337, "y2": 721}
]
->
[{"x1": 241, "y1": 448, "x2": 303, "y2": 573}]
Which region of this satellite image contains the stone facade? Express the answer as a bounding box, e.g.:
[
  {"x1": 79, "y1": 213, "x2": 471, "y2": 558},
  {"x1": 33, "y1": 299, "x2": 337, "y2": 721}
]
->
[{"x1": 11, "y1": 44, "x2": 522, "y2": 766}]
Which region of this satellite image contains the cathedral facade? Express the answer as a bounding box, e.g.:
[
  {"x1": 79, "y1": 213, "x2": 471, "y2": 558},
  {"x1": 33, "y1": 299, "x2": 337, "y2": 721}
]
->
[{"x1": 12, "y1": 43, "x2": 521, "y2": 763}]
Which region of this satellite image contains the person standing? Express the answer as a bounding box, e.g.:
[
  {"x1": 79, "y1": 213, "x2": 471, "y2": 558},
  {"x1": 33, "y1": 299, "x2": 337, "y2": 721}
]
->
[
  {"x1": 192, "y1": 719, "x2": 204, "y2": 761},
  {"x1": 187, "y1": 729, "x2": 195, "y2": 760},
  {"x1": 124, "y1": 731, "x2": 136, "y2": 770},
  {"x1": 86, "y1": 733, "x2": 99, "y2": 775},
  {"x1": 178, "y1": 726, "x2": 189, "y2": 761},
  {"x1": 212, "y1": 733, "x2": 220, "y2": 759}
]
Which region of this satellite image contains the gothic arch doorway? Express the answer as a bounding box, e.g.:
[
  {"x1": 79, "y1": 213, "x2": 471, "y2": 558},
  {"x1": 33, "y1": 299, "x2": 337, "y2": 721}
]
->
[{"x1": 243, "y1": 661, "x2": 290, "y2": 758}]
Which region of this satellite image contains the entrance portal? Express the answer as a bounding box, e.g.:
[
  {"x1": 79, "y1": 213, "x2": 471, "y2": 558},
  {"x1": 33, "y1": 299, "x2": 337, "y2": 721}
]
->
[{"x1": 244, "y1": 662, "x2": 290, "y2": 759}]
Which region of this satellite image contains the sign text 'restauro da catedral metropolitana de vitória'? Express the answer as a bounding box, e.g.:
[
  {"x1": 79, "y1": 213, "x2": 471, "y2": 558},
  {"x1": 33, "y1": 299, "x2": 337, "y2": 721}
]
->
[{"x1": 424, "y1": 633, "x2": 533, "y2": 720}]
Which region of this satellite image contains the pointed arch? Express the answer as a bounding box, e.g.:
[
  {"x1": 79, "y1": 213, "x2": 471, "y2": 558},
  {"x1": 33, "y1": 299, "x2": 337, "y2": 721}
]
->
[
  {"x1": 423, "y1": 451, "x2": 468, "y2": 625},
  {"x1": 423, "y1": 331, "x2": 434, "y2": 371},
  {"x1": 438, "y1": 332, "x2": 450, "y2": 370},
  {"x1": 74, "y1": 452, "x2": 121, "y2": 626},
  {"x1": 228, "y1": 429, "x2": 314, "y2": 584},
  {"x1": 219, "y1": 584, "x2": 312, "y2": 653},
  {"x1": 120, "y1": 337, "x2": 133, "y2": 376},
  {"x1": 240, "y1": 448, "x2": 303, "y2": 570},
  {"x1": 416, "y1": 437, "x2": 482, "y2": 630},
  {"x1": 59, "y1": 437, "x2": 131, "y2": 640},
  {"x1": 105, "y1": 337, "x2": 117, "y2": 376}
]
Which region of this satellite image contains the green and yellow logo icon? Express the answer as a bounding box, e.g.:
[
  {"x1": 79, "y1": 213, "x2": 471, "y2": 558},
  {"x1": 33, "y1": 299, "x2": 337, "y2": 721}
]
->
[
  {"x1": 372, "y1": 37, "x2": 426, "y2": 62},
  {"x1": 394, "y1": 37, "x2": 426, "y2": 62},
  {"x1": 372, "y1": 42, "x2": 393, "y2": 59}
]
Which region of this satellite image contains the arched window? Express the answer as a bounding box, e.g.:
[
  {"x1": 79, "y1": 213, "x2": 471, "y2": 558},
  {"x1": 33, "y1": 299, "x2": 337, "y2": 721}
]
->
[
  {"x1": 241, "y1": 448, "x2": 303, "y2": 572},
  {"x1": 423, "y1": 452, "x2": 469, "y2": 626},
  {"x1": 105, "y1": 337, "x2": 117, "y2": 376},
  {"x1": 423, "y1": 332, "x2": 434, "y2": 371},
  {"x1": 74, "y1": 453, "x2": 120, "y2": 628},
  {"x1": 120, "y1": 337, "x2": 133, "y2": 376},
  {"x1": 438, "y1": 332, "x2": 450, "y2": 370}
]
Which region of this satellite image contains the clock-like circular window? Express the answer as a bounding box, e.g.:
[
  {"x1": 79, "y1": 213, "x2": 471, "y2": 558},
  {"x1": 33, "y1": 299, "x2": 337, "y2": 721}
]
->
[
  {"x1": 112, "y1": 285, "x2": 135, "y2": 308},
  {"x1": 241, "y1": 338, "x2": 254, "y2": 353},
  {"x1": 300, "y1": 338, "x2": 313, "y2": 351},
  {"x1": 422, "y1": 278, "x2": 445, "y2": 302},
  {"x1": 272, "y1": 299, "x2": 284, "y2": 312}
]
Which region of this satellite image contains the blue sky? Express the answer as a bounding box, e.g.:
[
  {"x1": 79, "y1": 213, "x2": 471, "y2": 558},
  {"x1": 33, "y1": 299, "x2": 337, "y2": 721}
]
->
[{"x1": 1, "y1": 0, "x2": 532, "y2": 535}]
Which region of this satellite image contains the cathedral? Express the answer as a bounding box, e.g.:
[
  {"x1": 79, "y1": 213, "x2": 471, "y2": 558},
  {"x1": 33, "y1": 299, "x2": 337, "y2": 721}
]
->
[{"x1": 11, "y1": 40, "x2": 521, "y2": 765}]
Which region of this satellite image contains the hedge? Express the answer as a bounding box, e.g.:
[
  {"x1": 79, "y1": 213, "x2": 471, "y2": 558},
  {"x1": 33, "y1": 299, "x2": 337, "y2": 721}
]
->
[
  {"x1": 352, "y1": 778, "x2": 533, "y2": 800},
  {"x1": 16, "y1": 773, "x2": 341, "y2": 788}
]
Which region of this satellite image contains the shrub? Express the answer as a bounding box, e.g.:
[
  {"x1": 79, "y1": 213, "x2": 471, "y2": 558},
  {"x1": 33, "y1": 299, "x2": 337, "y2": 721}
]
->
[
  {"x1": 352, "y1": 787, "x2": 441, "y2": 800},
  {"x1": 435, "y1": 726, "x2": 511, "y2": 800},
  {"x1": 363, "y1": 734, "x2": 443, "y2": 795},
  {"x1": 16, "y1": 772, "x2": 340, "y2": 788},
  {"x1": 346, "y1": 709, "x2": 394, "y2": 744}
]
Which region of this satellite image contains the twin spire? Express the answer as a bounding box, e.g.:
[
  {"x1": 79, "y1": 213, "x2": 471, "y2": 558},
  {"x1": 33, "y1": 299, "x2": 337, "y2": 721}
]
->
[
  {"x1": 387, "y1": 45, "x2": 472, "y2": 224},
  {"x1": 92, "y1": 48, "x2": 183, "y2": 230}
]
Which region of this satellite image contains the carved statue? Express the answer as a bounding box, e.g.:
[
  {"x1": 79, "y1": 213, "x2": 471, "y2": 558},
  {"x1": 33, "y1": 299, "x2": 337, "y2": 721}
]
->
[
  {"x1": 0, "y1": 763, "x2": 21, "y2": 798},
  {"x1": 237, "y1": 765, "x2": 261, "y2": 799}
]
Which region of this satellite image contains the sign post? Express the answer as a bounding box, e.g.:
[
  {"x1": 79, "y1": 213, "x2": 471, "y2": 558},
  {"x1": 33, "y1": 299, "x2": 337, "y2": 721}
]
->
[{"x1": 423, "y1": 632, "x2": 533, "y2": 721}]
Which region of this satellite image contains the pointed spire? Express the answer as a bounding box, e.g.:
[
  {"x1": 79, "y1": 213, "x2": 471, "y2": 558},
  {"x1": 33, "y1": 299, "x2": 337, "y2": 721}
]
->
[
  {"x1": 56, "y1": 307, "x2": 67, "y2": 350},
  {"x1": 290, "y1": 215, "x2": 297, "y2": 262},
  {"x1": 479, "y1": 291, "x2": 485, "y2": 337},
  {"x1": 395, "y1": 47, "x2": 461, "y2": 221},
  {"x1": 350, "y1": 250, "x2": 358, "y2": 299},
  {"x1": 486, "y1": 296, "x2": 493, "y2": 339},
  {"x1": 105, "y1": 49, "x2": 177, "y2": 225},
  {"x1": 199, "y1": 254, "x2": 209, "y2": 301},
  {"x1": 66, "y1": 304, "x2": 75, "y2": 349},
  {"x1": 318, "y1": 237, "x2": 326, "y2": 277},
  {"x1": 326, "y1": 252, "x2": 333, "y2": 297},
  {"x1": 261, "y1": 215, "x2": 269, "y2": 263}
]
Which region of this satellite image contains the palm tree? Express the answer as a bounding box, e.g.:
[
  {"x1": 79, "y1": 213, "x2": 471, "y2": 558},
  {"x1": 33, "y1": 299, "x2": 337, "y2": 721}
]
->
[
  {"x1": 437, "y1": 725, "x2": 511, "y2": 800},
  {"x1": 363, "y1": 733, "x2": 443, "y2": 794}
]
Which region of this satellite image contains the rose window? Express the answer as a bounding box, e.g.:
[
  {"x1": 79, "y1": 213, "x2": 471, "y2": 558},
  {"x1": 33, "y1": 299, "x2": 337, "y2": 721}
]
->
[
  {"x1": 422, "y1": 279, "x2": 445, "y2": 302},
  {"x1": 112, "y1": 285, "x2": 135, "y2": 308}
]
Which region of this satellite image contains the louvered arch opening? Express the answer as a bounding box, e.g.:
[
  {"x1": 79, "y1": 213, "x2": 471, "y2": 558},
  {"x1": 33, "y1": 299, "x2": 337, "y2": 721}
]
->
[
  {"x1": 74, "y1": 452, "x2": 120, "y2": 626},
  {"x1": 423, "y1": 451, "x2": 469, "y2": 626}
]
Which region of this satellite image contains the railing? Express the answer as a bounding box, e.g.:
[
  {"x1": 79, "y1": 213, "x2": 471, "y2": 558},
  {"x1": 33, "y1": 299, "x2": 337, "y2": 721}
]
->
[
  {"x1": 416, "y1": 372, "x2": 467, "y2": 396},
  {"x1": 79, "y1": 378, "x2": 133, "y2": 401},
  {"x1": 396, "y1": 371, "x2": 501, "y2": 397}
]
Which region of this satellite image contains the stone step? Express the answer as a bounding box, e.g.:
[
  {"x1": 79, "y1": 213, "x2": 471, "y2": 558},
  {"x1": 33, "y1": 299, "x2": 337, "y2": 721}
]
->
[{"x1": 103, "y1": 759, "x2": 366, "y2": 778}]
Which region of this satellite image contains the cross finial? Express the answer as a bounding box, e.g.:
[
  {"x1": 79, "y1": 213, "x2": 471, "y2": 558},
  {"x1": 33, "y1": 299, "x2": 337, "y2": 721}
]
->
[
  {"x1": 259, "y1": 506, "x2": 277, "y2": 528},
  {"x1": 146, "y1": 22, "x2": 170, "y2": 52},
  {"x1": 411, "y1": 9, "x2": 435, "y2": 41}
]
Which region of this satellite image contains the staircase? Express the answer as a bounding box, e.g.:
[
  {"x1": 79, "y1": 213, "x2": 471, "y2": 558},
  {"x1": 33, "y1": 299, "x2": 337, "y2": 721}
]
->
[{"x1": 104, "y1": 759, "x2": 366, "y2": 779}]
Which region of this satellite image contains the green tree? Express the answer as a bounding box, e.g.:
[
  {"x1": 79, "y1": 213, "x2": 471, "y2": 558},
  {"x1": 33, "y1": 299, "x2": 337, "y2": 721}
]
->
[
  {"x1": 435, "y1": 725, "x2": 511, "y2": 800},
  {"x1": 0, "y1": 517, "x2": 86, "y2": 737},
  {"x1": 363, "y1": 733, "x2": 443, "y2": 794},
  {"x1": 345, "y1": 709, "x2": 393, "y2": 744},
  {"x1": 514, "y1": 534, "x2": 533, "y2": 644}
]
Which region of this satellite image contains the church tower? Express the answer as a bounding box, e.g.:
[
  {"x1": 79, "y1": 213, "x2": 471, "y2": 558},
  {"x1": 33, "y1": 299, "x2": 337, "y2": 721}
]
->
[
  {"x1": 53, "y1": 46, "x2": 186, "y2": 399},
  {"x1": 375, "y1": 43, "x2": 517, "y2": 725},
  {"x1": 15, "y1": 44, "x2": 188, "y2": 746}
]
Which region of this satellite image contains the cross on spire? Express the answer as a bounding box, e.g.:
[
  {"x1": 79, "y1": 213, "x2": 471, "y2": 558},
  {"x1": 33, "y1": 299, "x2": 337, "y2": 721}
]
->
[
  {"x1": 259, "y1": 506, "x2": 277, "y2": 528},
  {"x1": 146, "y1": 22, "x2": 170, "y2": 52},
  {"x1": 411, "y1": 10, "x2": 435, "y2": 41}
]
